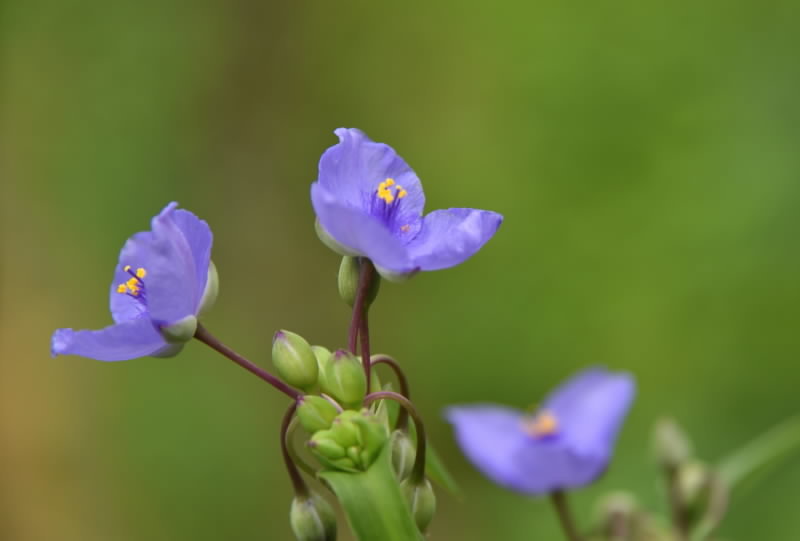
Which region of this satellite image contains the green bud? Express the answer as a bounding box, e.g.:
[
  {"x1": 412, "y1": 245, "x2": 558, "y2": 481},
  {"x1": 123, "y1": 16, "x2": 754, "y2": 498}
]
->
[
  {"x1": 160, "y1": 315, "x2": 198, "y2": 344},
  {"x1": 309, "y1": 430, "x2": 346, "y2": 459},
  {"x1": 197, "y1": 260, "x2": 219, "y2": 317},
  {"x1": 272, "y1": 330, "x2": 319, "y2": 391},
  {"x1": 391, "y1": 430, "x2": 416, "y2": 480},
  {"x1": 338, "y1": 256, "x2": 381, "y2": 307},
  {"x1": 401, "y1": 478, "x2": 436, "y2": 533},
  {"x1": 653, "y1": 417, "x2": 693, "y2": 468},
  {"x1": 351, "y1": 410, "x2": 390, "y2": 468},
  {"x1": 319, "y1": 350, "x2": 366, "y2": 408},
  {"x1": 329, "y1": 416, "x2": 362, "y2": 449},
  {"x1": 676, "y1": 460, "x2": 729, "y2": 528},
  {"x1": 289, "y1": 493, "x2": 337, "y2": 541},
  {"x1": 297, "y1": 396, "x2": 340, "y2": 434}
]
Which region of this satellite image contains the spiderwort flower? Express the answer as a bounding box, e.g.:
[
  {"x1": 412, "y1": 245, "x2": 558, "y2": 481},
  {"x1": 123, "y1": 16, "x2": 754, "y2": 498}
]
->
[
  {"x1": 445, "y1": 368, "x2": 635, "y2": 494},
  {"x1": 51, "y1": 202, "x2": 217, "y2": 361},
  {"x1": 311, "y1": 128, "x2": 503, "y2": 278}
]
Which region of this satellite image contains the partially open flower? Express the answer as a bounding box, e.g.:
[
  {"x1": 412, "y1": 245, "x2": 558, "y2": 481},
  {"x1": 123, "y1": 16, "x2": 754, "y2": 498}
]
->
[
  {"x1": 51, "y1": 202, "x2": 216, "y2": 361},
  {"x1": 311, "y1": 128, "x2": 503, "y2": 279},
  {"x1": 445, "y1": 367, "x2": 635, "y2": 494}
]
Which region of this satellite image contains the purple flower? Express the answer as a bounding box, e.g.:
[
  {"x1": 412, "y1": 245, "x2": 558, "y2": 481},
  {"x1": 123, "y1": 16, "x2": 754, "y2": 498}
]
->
[
  {"x1": 311, "y1": 128, "x2": 503, "y2": 278},
  {"x1": 445, "y1": 368, "x2": 635, "y2": 494},
  {"x1": 51, "y1": 202, "x2": 217, "y2": 361}
]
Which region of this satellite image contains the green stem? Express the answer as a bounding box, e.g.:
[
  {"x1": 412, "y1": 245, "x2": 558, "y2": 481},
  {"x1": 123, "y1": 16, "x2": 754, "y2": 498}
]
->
[
  {"x1": 550, "y1": 491, "x2": 583, "y2": 541},
  {"x1": 370, "y1": 355, "x2": 411, "y2": 431}
]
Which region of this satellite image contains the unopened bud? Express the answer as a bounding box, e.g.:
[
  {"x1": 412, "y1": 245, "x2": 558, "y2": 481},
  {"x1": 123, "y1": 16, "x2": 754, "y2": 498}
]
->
[
  {"x1": 676, "y1": 461, "x2": 715, "y2": 525},
  {"x1": 297, "y1": 396, "x2": 340, "y2": 434},
  {"x1": 391, "y1": 430, "x2": 416, "y2": 480},
  {"x1": 319, "y1": 350, "x2": 366, "y2": 408},
  {"x1": 197, "y1": 260, "x2": 219, "y2": 317},
  {"x1": 309, "y1": 410, "x2": 388, "y2": 472},
  {"x1": 401, "y1": 478, "x2": 436, "y2": 533},
  {"x1": 272, "y1": 330, "x2": 319, "y2": 391},
  {"x1": 338, "y1": 256, "x2": 380, "y2": 307},
  {"x1": 160, "y1": 315, "x2": 198, "y2": 344},
  {"x1": 653, "y1": 417, "x2": 693, "y2": 468},
  {"x1": 289, "y1": 493, "x2": 337, "y2": 541}
]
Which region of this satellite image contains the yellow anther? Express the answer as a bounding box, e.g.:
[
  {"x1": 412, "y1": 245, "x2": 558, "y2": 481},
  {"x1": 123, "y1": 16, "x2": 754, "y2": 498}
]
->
[
  {"x1": 521, "y1": 410, "x2": 559, "y2": 438},
  {"x1": 397, "y1": 188, "x2": 408, "y2": 199},
  {"x1": 136, "y1": 268, "x2": 147, "y2": 279},
  {"x1": 117, "y1": 284, "x2": 128, "y2": 293},
  {"x1": 384, "y1": 178, "x2": 395, "y2": 186},
  {"x1": 123, "y1": 265, "x2": 131, "y2": 272}
]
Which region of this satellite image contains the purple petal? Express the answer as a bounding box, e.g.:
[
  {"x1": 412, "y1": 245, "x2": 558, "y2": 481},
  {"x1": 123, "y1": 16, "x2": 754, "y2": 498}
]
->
[
  {"x1": 172, "y1": 208, "x2": 213, "y2": 306},
  {"x1": 110, "y1": 231, "x2": 153, "y2": 323},
  {"x1": 406, "y1": 208, "x2": 503, "y2": 271},
  {"x1": 51, "y1": 318, "x2": 169, "y2": 361},
  {"x1": 446, "y1": 404, "x2": 609, "y2": 495},
  {"x1": 317, "y1": 128, "x2": 425, "y2": 227},
  {"x1": 311, "y1": 183, "x2": 415, "y2": 273},
  {"x1": 444, "y1": 405, "x2": 531, "y2": 491},
  {"x1": 544, "y1": 368, "x2": 636, "y2": 458}
]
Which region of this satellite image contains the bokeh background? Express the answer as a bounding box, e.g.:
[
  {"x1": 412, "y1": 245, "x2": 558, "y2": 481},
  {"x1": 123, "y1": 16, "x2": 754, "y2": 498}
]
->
[{"x1": 2, "y1": 1, "x2": 799, "y2": 539}]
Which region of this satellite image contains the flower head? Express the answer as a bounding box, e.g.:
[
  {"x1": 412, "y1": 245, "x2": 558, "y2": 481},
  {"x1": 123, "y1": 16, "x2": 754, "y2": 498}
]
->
[
  {"x1": 51, "y1": 202, "x2": 216, "y2": 361},
  {"x1": 311, "y1": 128, "x2": 503, "y2": 278},
  {"x1": 445, "y1": 368, "x2": 635, "y2": 494}
]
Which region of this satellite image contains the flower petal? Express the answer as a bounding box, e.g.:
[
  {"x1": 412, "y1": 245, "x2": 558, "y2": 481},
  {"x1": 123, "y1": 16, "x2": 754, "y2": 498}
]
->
[
  {"x1": 172, "y1": 208, "x2": 213, "y2": 308},
  {"x1": 311, "y1": 183, "x2": 415, "y2": 273},
  {"x1": 317, "y1": 128, "x2": 425, "y2": 223},
  {"x1": 110, "y1": 231, "x2": 153, "y2": 323},
  {"x1": 51, "y1": 318, "x2": 169, "y2": 361},
  {"x1": 446, "y1": 404, "x2": 607, "y2": 494},
  {"x1": 444, "y1": 405, "x2": 531, "y2": 491},
  {"x1": 544, "y1": 368, "x2": 636, "y2": 458},
  {"x1": 406, "y1": 208, "x2": 503, "y2": 271}
]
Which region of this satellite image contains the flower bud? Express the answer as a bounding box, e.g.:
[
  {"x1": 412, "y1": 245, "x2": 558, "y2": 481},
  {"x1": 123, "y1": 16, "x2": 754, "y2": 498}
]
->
[
  {"x1": 319, "y1": 350, "x2": 366, "y2": 408},
  {"x1": 289, "y1": 493, "x2": 337, "y2": 541},
  {"x1": 197, "y1": 260, "x2": 219, "y2": 317},
  {"x1": 676, "y1": 460, "x2": 728, "y2": 527},
  {"x1": 338, "y1": 256, "x2": 380, "y2": 307},
  {"x1": 308, "y1": 409, "x2": 388, "y2": 472},
  {"x1": 160, "y1": 315, "x2": 198, "y2": 344},
  {"x1": 653, "y1": 417, "x2": 693, "y2": 469},
  {"x1": 297, "y1": 396, "x2": 340, "y2": 434},
  {"x1": 391, "y1": 430, "x2": 416, "y2": 480},
  {"x1": 400, "y1": 478, "x2": 436, "y2": 533},
  {"x1": 272, "y1": 330, "x2": 319, "y2": 391}
]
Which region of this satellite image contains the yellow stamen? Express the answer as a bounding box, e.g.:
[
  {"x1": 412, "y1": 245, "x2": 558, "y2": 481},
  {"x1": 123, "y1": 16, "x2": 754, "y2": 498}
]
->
[
  {"x1": 136, "y1": 268, "x2": 147, "y2": 278},
  {"x1": 117, "y1": 284, "x2": 128, "y2": 293},
  {"x1": 376, "y1": 178, "x2": 409, "y2": 204},
  {"x1": 522, "y1": 410, "x2": 559, "y2": 437},
  {"x1": 384, "y1": 178, "x2": 395, "y2": 186},
  {"x1": 397, "y1": 188, "x2": 408, "y2": 199},
  {"x1": 123, "y1": 265, "x2": 131, "y2": 272}
]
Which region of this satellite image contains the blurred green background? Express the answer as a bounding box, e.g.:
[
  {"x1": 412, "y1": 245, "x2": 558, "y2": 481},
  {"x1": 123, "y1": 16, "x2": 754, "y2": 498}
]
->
[{"x1": 2, "y1": 1, "x2": 799, "y2": 539}]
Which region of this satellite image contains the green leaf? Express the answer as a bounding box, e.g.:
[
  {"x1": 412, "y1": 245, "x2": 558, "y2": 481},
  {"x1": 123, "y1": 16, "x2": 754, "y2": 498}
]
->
[
  {"x1": 425, "y1": 439, "x2": 461, "y2": 497},
  {"x1": 320, "y1": 442, "x2": 424, "y2": 541},
  {"x1": 717, "y1": 412, "x2": 800, "y2": 493}
]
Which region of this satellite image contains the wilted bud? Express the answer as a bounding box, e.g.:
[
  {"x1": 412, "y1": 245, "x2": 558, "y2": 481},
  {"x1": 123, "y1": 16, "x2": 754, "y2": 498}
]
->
[
  {"x1": 391, "y1": 430, "x2": 416, "y2": 480},
  {"x1": 160, "y1": 315, "x2": 198, "y2": 344},
  {"x1": 297, "y1": 396, "x2": 340, "y2": 434},
  {"x1": 319, "y1": 350, "x2": 366, "y2": 408},
  {"x1": 272, "y1": 330, "x2": 319, "y2": 391},
  {"x1": 676, "y1": 460, "x2": 729, "y2": 528},
  {"x1": 653, "y1": 417, "x2": 693, "y2": 469},
  {"x1": 592, "y1": 492, "x2": 671, "y2": 541},
  {"x1": 401, "y1": 478, "x2": 436, "y2": 533},
  {"x1": 290, "y1": 493, "x2": 337, "y2": 541},
  {"x1": 197, "y1": 260, "x2": 219, "y2": 317},
  {"x1": 338, "y1": 256, "x2": 381, "y2": 307}
]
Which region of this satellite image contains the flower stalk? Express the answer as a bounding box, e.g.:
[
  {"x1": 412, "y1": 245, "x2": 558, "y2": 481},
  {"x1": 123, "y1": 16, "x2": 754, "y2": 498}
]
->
[
  {"x1": 370, "y1": 355, "x2": 411, "y2": 431},
  {"x1": 550, "y1": 491, "x2": 583, "y2": 541},
  {"x1": 281, "y1": 401, "x2": 310, "y2": 499},
  {"x1": 348, "y1": 258, "x2": 376, "y2": 394},
  {"x1": 194, "y1": 323, "x2": 301, "y2": 400}
]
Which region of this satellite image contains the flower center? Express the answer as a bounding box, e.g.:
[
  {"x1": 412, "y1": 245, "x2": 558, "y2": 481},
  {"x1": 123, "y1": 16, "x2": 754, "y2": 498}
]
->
[
  {"x1": 521, "y1": 409, "x2": 559, "y2": 438},
  {"x1": 376, "y1": 178, "x2": 408, "y2": 204},
  {"x1": 116, "y1": 266, "x2": 148, "y2": 299}
]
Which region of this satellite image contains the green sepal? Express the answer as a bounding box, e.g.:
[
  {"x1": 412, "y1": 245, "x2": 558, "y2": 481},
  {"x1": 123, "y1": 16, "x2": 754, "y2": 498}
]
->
[{"x1": 320, "y1": 442, "x2": 424, "y2": 541}]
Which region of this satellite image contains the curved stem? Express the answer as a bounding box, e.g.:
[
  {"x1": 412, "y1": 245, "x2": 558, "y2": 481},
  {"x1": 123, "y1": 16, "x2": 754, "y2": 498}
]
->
[
  {"x1": 281, "y1": 400, "x2": 309, "y2": 498},
  {"x1": 286, "y1": 415, "x2": 317, "y2": 478},
  {"x1": 364, "y1": 390, "x2": 426, "y2": 484},
  {"x1": 550, "y1": 491, "x2": 583, "y2": 541},
  {"x1": 666, "y1": 464, "x2": 690, "y2": 540},
  {"x1": 194, "y1": 323, "x2": 300, "y2": 400},
  {"x1": 370, "y1": 355, "x2": 410, "y2": 431}
]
